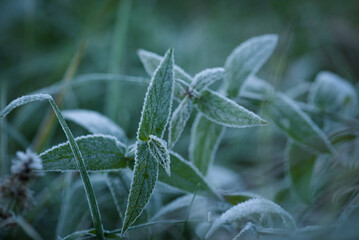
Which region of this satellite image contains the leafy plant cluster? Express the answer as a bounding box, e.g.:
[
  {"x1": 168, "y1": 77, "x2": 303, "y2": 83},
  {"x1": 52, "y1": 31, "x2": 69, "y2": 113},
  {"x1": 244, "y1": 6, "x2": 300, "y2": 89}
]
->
[{"x1": 1, "y1": 34, "x2": 359, "y2": 239}]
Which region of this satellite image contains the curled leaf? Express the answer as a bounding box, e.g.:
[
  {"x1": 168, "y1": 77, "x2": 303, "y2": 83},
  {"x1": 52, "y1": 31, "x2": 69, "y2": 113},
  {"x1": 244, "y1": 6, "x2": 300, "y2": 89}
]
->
[
  {"x1": 191, "y1": 68, "x2": 225, "y2": 93},
  {"x1": 168, "y1": 97, "x2": 193, "y2": 149},
  {"x1": 205, "y1": 198, "x2": 296, "y2": 239},
  {"x1": 148, "y1": 135, "x2": 171, "y2": 176}
]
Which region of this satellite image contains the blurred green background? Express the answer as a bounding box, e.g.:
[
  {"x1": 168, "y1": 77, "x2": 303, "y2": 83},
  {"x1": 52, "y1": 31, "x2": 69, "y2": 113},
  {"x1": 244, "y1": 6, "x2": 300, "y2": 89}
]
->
[{"x1": 1, "y1": 0, "x2": 359, "y2": 238}]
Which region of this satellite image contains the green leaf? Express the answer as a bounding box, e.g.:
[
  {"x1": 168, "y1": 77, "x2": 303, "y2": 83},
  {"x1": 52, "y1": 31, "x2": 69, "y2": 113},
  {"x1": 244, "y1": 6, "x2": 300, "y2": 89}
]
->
[
  {"x1": 40, "y1": 134, "x2": 129, "y2": 171},
  {"x1": 189, "y1": 114, "x2": 224, "y2": 175},
  {"x1": 158, "y1": 152, "x2": 219, "y2": 199},
  {"x1": 205, "y1": 198, "x2": 296, "y2": 239},
  {"x1": 191, "y1": 68, "x2": 225, "y2": 93},
  {"x1": 121, "y1": 141, "x2": 159, "y2": 235},
  {"x1": 286, "y1": 141, "x2": 316, "y2": 204},
  {"x1": 240, "y1": 76, "x2": 274, "y2": 101},
  {"x1": 137, "y1": 48, "x2": 175, "y2": 141},
  {"x1": 269, "y1": 92, "x2": 335, "y2": 154},
  {"x1": 168, "y1": 97, "x2": 193, "y2": 149},
  {"x1": 308, "y1": 71, "x2": 358, "y2": 115},
  {"x1": 195, "y1": 90, "x2": 268, "y2": 128},
  {"x1": 62, "y1": 109, "x2": 127, "y2": 142},
  {"x1": 148, "y1": 135, "x2": 171, "y2": 176},
  {"x1": 138, "y1": 49, "x2": 192, "y2": 83},
  {"x1": 224, "y1": 34, "x2": 278, "y2": 98}
]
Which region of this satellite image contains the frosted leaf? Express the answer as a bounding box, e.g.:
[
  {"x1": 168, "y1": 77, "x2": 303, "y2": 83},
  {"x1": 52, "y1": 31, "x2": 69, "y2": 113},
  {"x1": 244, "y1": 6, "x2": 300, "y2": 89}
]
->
[
  {"x1": 189, "y1": 114, "x2": 224, "y2": 175},
  {"x1": 137, "y1": 48, "x2": 175, "y2": 141},
  {"x1": 196, "y1": 90, "x2": 268, "y2": 128},
  {"x1": 62, "y1": 109, "x2": 127, "y2": 142},
  {"x1": 240, "y1": 75, "x2": 275, "y2": 100},
  {"x1": 137, "y1": 49, "x2": 192, "y2": 83},
  {"x1": 148, "y1": 135, "x2": 171, "y2": 176},
  {"x1": 191, "y1": 68, "x2": 225, "y2": 93},
  {"x1": 224, "y1": 35, "x2": 278, "y2": 98},
  {"x1": 158, "y1": 151, "x2": 219, "y2": 198},
  {"x1": 269, "y1": 92, "x2": 335, "y2": 154},
  {"x1": 40, "y1": 134, "x2": 128, "y2": 171},
  {"x1": 121, "y1": 140, "x2": 159, "y2": 235},
  {"x1": 308, "y1": 71, "x2": 358, "y2": 115},
  {"x1": 0, "y1": 94, "x2": 52, "y2": 118},
  {"x1": 205, "y1": 198, "x2": 296, "y2": 239},
  {"x1": 168, "y1": 97, "x2": 193, "y2": 149}
]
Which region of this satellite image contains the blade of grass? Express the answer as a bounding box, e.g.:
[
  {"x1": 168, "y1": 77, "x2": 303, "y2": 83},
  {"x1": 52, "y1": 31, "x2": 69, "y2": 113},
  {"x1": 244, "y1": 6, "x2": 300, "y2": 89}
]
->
[{"x1": 0, "y1": 94, "x2": 105, "y2": 239}]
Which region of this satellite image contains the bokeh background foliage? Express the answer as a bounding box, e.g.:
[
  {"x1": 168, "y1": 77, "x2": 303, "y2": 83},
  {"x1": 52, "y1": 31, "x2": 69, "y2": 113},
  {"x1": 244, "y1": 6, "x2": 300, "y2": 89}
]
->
[{"x1": 1, "y1": 0, "x2": 359, "y2": 239}]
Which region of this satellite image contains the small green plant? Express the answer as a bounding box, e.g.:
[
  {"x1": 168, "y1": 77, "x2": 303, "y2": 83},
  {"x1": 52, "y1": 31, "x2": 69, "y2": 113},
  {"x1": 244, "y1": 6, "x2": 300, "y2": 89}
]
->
[{"x1": 1, "y1": 34, "x2": 359, "y2": 239}]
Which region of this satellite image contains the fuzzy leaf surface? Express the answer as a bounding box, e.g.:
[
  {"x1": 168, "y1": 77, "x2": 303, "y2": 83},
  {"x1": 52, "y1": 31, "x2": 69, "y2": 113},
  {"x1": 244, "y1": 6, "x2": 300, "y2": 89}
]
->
[
  {"x1": 189, "y1": 114, "x2": 224, "y2": 175},
  {"x1": 196, "y1": 90, "x2": 267, "y2": 128},
  {"x1": 205, "y1": 198, "x2": 296, "y2": 239},
  {"x1": 191, "y1": 68, "x2": 225, "y2": 93},
  {"x1": 240, "y1": 76, "x2": 274, "y2": 101},
  {"x1": 287, "y1": 141, "x2": 316, "y2": 204},
  {"x1": 137, "y1": 49, "x2": 192, "y2": 83},
  {"x1": 62, "y1": 109, "x2": 127, "y2": 142},
  {"x1": 168, "y1": 97, "x2": 193, "y2": 149},
  {"x1": 224, "y1": 34, "x2": 278, "y2": 98},
  {"x1": 137, "y1": 48, "x2": 174, "y2": 141},
  {"x1": 148, "y1": 135, "x2": 171, "y2": 176},
  {"x1": 269, "y1": 92, "x2": 334, "y2": 154},
  {"x1": 121, "y1": 141, "x2": 159, "y2": 235},
  {"x1": 40, "y1": 134, "x2": 128, "y2": 171},
  {"x1": 308, "y1": 71, "x2": 358, "y2": 114},
  {"x1": 158, "y1": 152, "x2": 219, "y2": 198}
]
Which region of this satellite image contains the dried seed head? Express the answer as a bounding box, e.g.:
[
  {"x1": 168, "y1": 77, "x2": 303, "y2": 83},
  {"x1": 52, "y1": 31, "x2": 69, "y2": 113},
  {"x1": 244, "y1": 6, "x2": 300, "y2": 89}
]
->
[{"x1": 11, "y1": 149, "x2": 43, "y2": 182}]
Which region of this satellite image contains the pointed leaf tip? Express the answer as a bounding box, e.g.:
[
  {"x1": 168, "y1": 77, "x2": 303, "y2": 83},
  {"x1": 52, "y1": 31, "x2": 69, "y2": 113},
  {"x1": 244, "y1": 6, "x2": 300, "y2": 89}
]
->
[{"x1": 137, "y1": 48, "x2": 175, "y2": 141}]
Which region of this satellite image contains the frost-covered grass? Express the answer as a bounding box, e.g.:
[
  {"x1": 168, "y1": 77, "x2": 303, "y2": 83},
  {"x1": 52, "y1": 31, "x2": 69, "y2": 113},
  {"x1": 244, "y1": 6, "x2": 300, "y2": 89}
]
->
[{"x1": 1, "y1": 32, "x2": 359, "y2": 240}]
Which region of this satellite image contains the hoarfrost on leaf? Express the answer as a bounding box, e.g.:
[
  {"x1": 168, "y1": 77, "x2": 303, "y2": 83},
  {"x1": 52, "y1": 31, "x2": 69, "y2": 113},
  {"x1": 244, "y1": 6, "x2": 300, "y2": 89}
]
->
[
  {"x1": 196, "y1": 90, "x2": 268, "y2": 128},
  {"x1": 224, "y1": 34, "x2": 278, "y2": 98},
  {"x1": 148, "y1": 135, "x2": 171, "y2": 176},
  {"x1": 137, "y1": 48, "x2": 175, "y2": 141},
  {"x1": 121, "y1": 140, "x2": 159, "y2": 235},
  {"x1": 205, "y1": 198, "x2": 296, "y2": 239}
]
